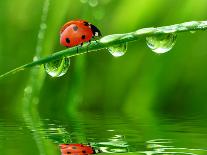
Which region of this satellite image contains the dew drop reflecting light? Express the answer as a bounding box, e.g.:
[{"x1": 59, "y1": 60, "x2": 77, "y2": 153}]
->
[
  {"x1": 44, "y1": 57, "x2": 70, "y2": 77},
  {"x1": 146, "y1": 33, "x2": 177, "y2": 54},
  {"x1": 108, "y1": 43, "x2": 127, "y2": 57}
]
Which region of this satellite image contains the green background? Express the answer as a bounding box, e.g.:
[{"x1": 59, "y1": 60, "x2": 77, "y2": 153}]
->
[{"x1": 0, "y1": 0, "x2": 207, "y2": 155}]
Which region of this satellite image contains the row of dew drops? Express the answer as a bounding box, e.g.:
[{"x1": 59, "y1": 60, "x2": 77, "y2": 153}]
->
[{"x1": 44, "y1": 33, "x2": 177, "y2": 77}]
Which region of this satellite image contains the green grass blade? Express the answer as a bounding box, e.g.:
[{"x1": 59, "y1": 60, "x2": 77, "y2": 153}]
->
[{"x1": 0, "y1": 20, "x2": 207, "y2": 79}]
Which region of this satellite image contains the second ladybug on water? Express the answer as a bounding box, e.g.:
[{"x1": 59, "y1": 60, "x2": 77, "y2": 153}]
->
[{"x1": 60, "y1": 20, "x2": 102, "y2": 47}]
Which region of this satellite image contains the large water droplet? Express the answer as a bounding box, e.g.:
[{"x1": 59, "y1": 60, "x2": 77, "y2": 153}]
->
[
  {"x1": 108, "y1": 43, "x2": 127, "y2": 57},
  {"x1": 146, "y1": 33, "x2": 177, "y2": 54},
  {"x1": 44, "y1": 57, "x2": 70, "y2": 77}
]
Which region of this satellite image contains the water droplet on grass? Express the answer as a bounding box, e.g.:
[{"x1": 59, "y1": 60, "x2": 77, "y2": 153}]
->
[
  {"x1": 108, "y1": 43, "x2": 127, "y2": 57},
  {"x1": 44, "y1": 57, "x2": 70, "y2": 77},
  {"x1": 146, "y1": 33, "x2": 177, "y2": 54}
]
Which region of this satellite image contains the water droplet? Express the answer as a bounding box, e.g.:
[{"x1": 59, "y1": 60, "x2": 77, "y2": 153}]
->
[
  {"x1": 33, "y1": 56, "x2": 39, "y2": 61},
  {"x1": 44, "y1": 57, "x2": 70, "y2": 77},
  {"x1": 88, "y1": 0, "x2": 98, "y2": 7},
  {"x1": 40, "y1": 23, "x2": 47, "y2": 29},
  {"x1": 38, "y1": 32, "x2": 44, "y2": 39},
  {"x1": 146, "y1": 33, "x2": 177, "y2": 54},
  {"x1": 108, "y1": 43, "x2": 127, "y2": 57},
  {"x1": 24, "y1": 86, "x2": 33, "y2": 94}
]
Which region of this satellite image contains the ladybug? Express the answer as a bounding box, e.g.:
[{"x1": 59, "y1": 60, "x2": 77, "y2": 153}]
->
[
  {"x1": 59, "y1": 143, "x2": 96, "y2": 155},
  {"x1": 60, "y1": 19, "x2": 102, "y2": 48}
]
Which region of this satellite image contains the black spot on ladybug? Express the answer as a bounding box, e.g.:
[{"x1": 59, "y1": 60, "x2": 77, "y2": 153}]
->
[
  {"x1": 83, "y1": 21, "x2": 89, "y2": 26},
  {"x1": 82, "y1": 35, "x2": 86, "y2": 40},
  {"x1": 67, "y1": 151, "x2": 71, "y2": 154},
  {"x1": 82, "y1": 150, "x2": 86, "y2": 153},
  {"x1": 72, "y1": 146, "x2": 77, "y2": 149},
  {"x1": 73, "y1": 25, "x2": 78, "y2": 31},
  {"x1": 66, "y1": 38, "x2": 70, "y2": 43}
]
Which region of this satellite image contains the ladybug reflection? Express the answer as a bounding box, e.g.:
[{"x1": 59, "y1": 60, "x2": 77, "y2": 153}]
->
[{"x1": 59, "y1": 143, "x2": 97, "y2": 155}]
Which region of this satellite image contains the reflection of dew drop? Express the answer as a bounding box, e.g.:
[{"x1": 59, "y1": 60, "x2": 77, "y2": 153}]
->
[
  {"x1": 110, "y1": 148, "x2": 128, "y2": 153},
  {"x1": 108, "y1": 43, "x2": 127, "y2": 57},
  {"x1": 190, "y1": 31, "x2": 196, "y2": 34},
  {"x1": 88, "y1": 0, "x2": 98, "y2": 7},
  {"x1": 44, "y1": 57, "x2": 70, "y2": 77},
  {"x1": 107, "y1": 129, "x2": 114, "y2": 132},
  {"x1": 146, "y1": 33, "x2": 177, "y2": 54}
]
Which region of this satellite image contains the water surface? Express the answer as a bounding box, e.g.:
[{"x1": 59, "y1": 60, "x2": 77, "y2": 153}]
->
[{"x1": 0, "y1": 109, "x2": 207, "y2": 155}]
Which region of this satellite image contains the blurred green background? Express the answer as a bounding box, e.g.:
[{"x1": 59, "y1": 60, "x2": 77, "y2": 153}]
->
[{"x1": 0, "y1": 0, "x2": 207, "y2": 155}]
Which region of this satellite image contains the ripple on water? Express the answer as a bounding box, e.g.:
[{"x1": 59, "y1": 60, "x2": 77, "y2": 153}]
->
[{"x1": 0, "y1": 112, "x2": 207, "y2": 155}]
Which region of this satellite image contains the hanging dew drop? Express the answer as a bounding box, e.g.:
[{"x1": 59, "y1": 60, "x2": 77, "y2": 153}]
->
[
  {"x1": 44, "y1": 57, "x2": 70, "y2": 77},
  {"x1": 146, "y1": 33, "x2": 177, "y2": 54},
  {"x1": 108, "y1": 43, "x2": 127, "y2": 57}
]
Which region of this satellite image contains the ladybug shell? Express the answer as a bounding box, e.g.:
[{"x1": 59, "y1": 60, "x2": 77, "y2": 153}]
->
[
  {"x1": 60, "y1": 20, "x2": 88, "y2": 34},
  {"x1": 59, "y1": 144, "x2": 95, "y2": 155},
  {"x1": 60, "y1": 20, "x2": 101, "y2": 47}
]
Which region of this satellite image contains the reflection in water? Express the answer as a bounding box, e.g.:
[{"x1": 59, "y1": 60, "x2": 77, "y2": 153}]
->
[
  {"x1": 58, "y1": 139, "x2": 207, "y2": 155},
  {"x1": 43, "y1": 112, "x2": 207, "y2": 155},
  {"x1": 142, "y1": 139, "x2": 207, "y2": 154},
  {"x1": 93, "y1": 133, "x2": 129, "y2": 153},
  {"x1": 0, "y1": 112, "x2": 207, "y2": 155},
  {"x1": 59, "y1": 143, "x2": 97, "y2": 155}
]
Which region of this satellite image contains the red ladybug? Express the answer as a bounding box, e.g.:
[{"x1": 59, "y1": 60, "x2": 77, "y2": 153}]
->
[
  {"x1": 60, "y1": 19, "x2": 102, "y2": 47},
  {"x1": 59, "y1": 143, "x2": 95, "y2": 155}
]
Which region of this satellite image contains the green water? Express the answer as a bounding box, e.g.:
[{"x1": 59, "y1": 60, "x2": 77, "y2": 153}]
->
[{"x1": 0, "y1": 109, "x2": 207, "y2": 155}]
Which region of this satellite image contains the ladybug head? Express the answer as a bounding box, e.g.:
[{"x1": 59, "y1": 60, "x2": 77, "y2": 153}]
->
[{"x1": 90, "y1": 24, "x2": 102, "y2": 38}]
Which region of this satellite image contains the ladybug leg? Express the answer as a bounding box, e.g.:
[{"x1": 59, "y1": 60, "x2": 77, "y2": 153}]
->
[
  {"x1": 92, "y1": 36, "x2": 99, "y2": 44},
  {"x1": 76, "y1": 46, "x2": 79, "y2": 53},
  {"x1": 77, "y1": 43, "x2": 84, "y2": 53},
  {"x1": 86, "y1": 40, "x2": 91, "y2": 53}
]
